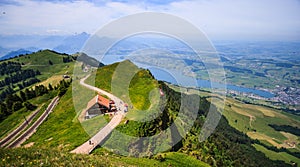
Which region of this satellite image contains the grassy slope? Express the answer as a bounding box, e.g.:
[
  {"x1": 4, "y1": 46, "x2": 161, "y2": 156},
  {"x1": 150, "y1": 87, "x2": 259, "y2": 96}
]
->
[
  {"x1": 179, "y1": 85, "x2": 300, "y2": 149},
  {"x1": 221, "y1": 98, "x2": 300, "y2": 147},
  {"x1": 169, "y1": 84, "x2": 300, "y2": 147},
  {"x1": 34, "y1": 75, "x2": 64, "y2": 87},
  {"x1": 0, "y1": 147, "x2": 209, "y2": 167},
  {"x1": 85, "y1": 60, "x2": 160, "y2": 120},
  {"x1": 81, "y1": 115, "x2": 109, "y2": 136},
  {"x1": 20, "y1": 83, "x2": 209, "y2": 166},
  {"x1": 0, "y1": 49, "x2": 74, "y2": 94},
  {"x1": 23, "y1": 88, "x2": 89, "y2": 151},
  {"x1": 0, "y1": 50, "x2": 74, "y2": 139},
  {"x1": 18, "y1": 60, "x2": 209, "y2": 166},
  {"x1": 4, "y1": 57, "x2": 296, "y2": 165},
  {"x1": 86, "y1": 60, "x2": 296, "y2": 166},
  {"x1": 13, "y1": 50, "x2": 74, "y2": 81},
  {"x1": 0, "y1": 91, "x2": 57, "y2": 139},
  {"x1": 253, "y1": 144, "x2": 300, "y2": 165},
  {"x1": 170, "y1": 84, "x2": 300, "y2": 164}
]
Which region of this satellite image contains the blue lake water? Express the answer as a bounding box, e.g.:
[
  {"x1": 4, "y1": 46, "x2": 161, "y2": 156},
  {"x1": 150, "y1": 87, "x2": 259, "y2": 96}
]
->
[
  {"x1": 100, "y1": 55, "x2": 275, "y2": 98},
  {"x1": 147, "y1": 67, "x2": 275, "y2": 98}
]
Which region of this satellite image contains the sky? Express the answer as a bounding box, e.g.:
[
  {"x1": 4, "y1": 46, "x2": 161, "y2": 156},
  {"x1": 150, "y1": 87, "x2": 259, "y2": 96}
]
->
[{"x1": 0, "y1": 0, "x2": 300, "y2": 41}]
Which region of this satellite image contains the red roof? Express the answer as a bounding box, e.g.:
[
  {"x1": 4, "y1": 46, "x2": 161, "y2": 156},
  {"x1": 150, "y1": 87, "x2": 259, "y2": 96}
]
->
[{"x1": 97, "y1": 95, "x2": 110, "y2": 108}]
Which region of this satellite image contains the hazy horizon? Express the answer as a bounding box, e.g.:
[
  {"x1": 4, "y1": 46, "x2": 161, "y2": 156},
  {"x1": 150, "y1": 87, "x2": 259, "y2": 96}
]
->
[{"x1": 0, "y1": 0, "x2": 300, "y2": 41}]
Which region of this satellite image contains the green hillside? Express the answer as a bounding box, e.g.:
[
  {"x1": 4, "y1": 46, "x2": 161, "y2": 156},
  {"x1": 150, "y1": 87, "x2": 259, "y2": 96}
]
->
[
  {"x1": 0, "y1": 49, "x2": 75, "y2": 96},
  {"x1": 0, "y1": 147, "x2": 209, "y2": 167},
  {"x1": 0, "y1": 55, "x2": 296, "y2": 166},
  {"x1": 12, "y1": 49, "x2": 75, "y2": 80},
  {"x1": 0, "y1": 50, "x2": 74, "y2": 140},
  {"x1": 86, "y1": 60, "x2": 290, "y2": 166},
  {"x1": 170, "y1": 84, "x2": 300, "y2": 165},
  {"x1": 85, "y1": 60, "x2": 160, "y2": 120},
  {"x1": 20, "y1": 78, "x2": 209, "y2": 166}
]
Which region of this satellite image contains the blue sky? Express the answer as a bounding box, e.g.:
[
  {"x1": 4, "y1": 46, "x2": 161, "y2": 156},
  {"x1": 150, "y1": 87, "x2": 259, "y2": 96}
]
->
[{"x1": 0, "y1": 0, "x2": 299, "y2": 41}]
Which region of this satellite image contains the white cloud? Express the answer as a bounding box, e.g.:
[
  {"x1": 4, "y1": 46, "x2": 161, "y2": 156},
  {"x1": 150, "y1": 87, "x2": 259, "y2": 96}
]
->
[
  {"x1": 164, "y1": 0, "x2": 300, "y2": 40},
  {"x1": 0, "y1": 0, "x2": 144, "y2": 35},
  {"x1": 0, "y1": 0, "x2": 299, "y2": 40}
]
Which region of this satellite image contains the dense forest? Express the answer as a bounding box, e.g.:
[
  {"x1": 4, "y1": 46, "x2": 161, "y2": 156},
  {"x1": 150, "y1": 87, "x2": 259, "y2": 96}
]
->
[
  {"x1": 0, "y1": 78, "x2": 71, "y2": 122},
  {"x1": 0, "y1": 61, "x2": 41, "y2": 101},
  {"x1": 114, "y1": 81, "x2": 291, "y2": 167},
  {"x1": 0, "y1": 61, "x2": 22, "y2": 75},
  {"x1": 269, "y1": 124, "x2": 300, "y2": 136}
]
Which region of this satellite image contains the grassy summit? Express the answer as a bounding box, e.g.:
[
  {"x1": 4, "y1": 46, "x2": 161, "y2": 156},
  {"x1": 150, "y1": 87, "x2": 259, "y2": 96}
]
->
[
  {"x1": 85, "y1": 60, "x2": 160, "y2": 120},
  {"x1": 1, "y1": 50, "x2": 75, "y2": 79},
  {"x1": 0, "y1": 49, "x2": 75, "y2": 92}
]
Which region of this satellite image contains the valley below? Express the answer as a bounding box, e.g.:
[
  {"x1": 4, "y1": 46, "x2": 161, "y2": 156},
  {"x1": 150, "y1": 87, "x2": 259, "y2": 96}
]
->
[{"x1": 0, "y1": 43, "x2": 299, "y2": 167}]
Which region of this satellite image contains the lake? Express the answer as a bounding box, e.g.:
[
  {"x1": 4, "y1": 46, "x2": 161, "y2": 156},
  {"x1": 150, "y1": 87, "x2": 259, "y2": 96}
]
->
[
  {"x1": 147, "y1": 67, "x2": 275, "y2": 98},
  {"x1": 100, "y1": 55, "x2": 275, "y2": 98}
]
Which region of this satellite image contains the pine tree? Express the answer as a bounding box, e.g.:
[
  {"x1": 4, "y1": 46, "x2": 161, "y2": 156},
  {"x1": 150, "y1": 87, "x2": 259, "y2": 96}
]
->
[
  {"x1": 48, "y1": 83, "x2": 53, "y2": 91},
  {"x1": 20, "y1": 90, "x2": 26, "y2": 102}
]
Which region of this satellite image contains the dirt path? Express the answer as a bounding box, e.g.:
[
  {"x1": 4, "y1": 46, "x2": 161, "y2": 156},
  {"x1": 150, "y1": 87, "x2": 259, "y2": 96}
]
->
[
  {"x1": 231, "y1": 106, "x2": 255, "y2": 128},
  {"x1": 71, "y1": 75, "x2": 126, "y2": 154},
  {"x1": 71, "y1": 113, "x2": 123, "y2": 154},
  {"x1": 249, "y1": 115, "x2": 255, "y2": 128}
]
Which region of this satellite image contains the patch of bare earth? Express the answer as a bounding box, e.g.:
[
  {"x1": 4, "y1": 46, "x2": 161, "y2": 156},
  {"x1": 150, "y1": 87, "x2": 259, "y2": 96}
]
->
[{"x1": 23, "y1": 142, "x2": 34, "y2": 148}]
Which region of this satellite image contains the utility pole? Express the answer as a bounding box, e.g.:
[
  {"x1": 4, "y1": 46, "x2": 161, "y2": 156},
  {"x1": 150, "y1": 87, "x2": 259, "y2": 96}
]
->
[{"x1": 24, "y1": 116, "x2": 29, "y2": 125}]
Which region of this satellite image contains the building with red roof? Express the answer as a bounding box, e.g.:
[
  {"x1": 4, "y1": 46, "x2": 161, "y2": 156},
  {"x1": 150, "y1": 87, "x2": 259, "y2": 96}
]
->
[{"x1": 84, "y1": 94, "x2": 116, "y2": 119}]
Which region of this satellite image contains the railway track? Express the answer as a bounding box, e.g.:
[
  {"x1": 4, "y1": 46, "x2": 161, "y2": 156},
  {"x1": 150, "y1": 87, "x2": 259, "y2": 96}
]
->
[
  {"x1": 0, "y1": 107, "x2": 42, "y2": 147},
  {"x1": 6, "y1": 97, "x2": 59, "y2": 148}
]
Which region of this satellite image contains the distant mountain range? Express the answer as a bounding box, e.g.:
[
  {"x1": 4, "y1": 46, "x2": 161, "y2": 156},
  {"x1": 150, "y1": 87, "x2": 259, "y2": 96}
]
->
[
  {"x1": 0, "y1": 32, "x2": 90, "y2": 60},
  {"x1": 1, "y1": 32, "x2": 299, "y2": 63},
  {"x1": 53, "y1": 32, "x2": 89, "y2": 54},
  {"x1": 0, "y1": 49, "x2": 35, "y2": 61}
]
